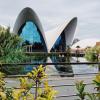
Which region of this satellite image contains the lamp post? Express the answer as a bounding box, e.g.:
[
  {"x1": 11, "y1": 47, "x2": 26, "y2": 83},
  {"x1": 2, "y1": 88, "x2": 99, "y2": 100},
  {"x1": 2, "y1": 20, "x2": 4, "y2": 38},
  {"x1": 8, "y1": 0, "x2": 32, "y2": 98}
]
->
[{"x1": 76, "y1": 45, "x2": 80, "y2": 62}]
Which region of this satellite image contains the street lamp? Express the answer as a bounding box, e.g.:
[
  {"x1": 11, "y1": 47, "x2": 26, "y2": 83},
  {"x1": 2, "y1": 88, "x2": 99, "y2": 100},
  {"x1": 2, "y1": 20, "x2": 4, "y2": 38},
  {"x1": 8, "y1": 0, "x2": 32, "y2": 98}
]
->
[{"x1": 76, "y1": 45, "x2": 80, "y2": 62}]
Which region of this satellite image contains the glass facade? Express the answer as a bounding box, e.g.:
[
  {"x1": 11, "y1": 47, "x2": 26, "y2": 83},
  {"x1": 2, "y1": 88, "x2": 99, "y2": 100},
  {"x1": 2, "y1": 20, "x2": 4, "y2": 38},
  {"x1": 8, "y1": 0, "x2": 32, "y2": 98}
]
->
[
  {"x1": 19, "y1": 21, "x2": 46, "y2": 51},
  {"x1": 51, "y1": 32, "x2": 66, "y2": 52},
  {"x1": 20, "y1": 21, "x2": 41, "y2": 44}
]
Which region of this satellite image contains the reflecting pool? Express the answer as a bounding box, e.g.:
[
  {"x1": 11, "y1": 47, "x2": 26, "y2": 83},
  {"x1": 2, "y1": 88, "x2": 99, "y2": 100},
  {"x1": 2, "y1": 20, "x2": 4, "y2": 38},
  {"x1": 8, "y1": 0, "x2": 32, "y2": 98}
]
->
[{"x1": 1, "y1": 55, "x2": 98, "y2": 76}]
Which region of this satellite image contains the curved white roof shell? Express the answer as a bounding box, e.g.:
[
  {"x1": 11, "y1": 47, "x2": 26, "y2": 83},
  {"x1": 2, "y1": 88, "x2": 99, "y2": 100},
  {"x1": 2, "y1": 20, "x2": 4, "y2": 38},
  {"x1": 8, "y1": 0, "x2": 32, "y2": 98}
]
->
[
  {"x1": 45, "y1": 17, "x2": 77, "y2": 51},
  {"x1": 13, "y1": 7, "x2": 47, "y2": 48},
  {"x1": 71, "y1": 38, "x2": 100, "y2": 49},
  {"x1": 13, "y1": 7, "x2": 77, "y2": 52}
]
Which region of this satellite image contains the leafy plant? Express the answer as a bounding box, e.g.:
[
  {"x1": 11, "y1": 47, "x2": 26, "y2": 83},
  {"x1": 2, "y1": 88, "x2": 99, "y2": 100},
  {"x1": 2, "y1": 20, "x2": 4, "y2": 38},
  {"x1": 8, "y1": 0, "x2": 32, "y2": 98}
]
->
[
  {"x1": 27, "y1": 65, "x2": 57, "y2": 100},
  {"x1": 38, "y1": 80, "x2": 57, "y2": 100},
  {"x1": 86, "y1": 93, "x2": 97, "y2": 100},
  {"x1": 0, "y1": 65, "x2": 57, "y2": 100},
  {"x1": 93, "y1": 73, "x2": 100, "y2": 91},
  {"x1": 0, "y1": 72, "x2": 6, "y2": 100},
  {"x1": 85, "y1": 46, "x2": 100, "y2": 62},
  {"x1": 75, "y1": 73, "x2": 100, "y2": 100},
  {"x1": 0, "y1": 26, "x2": 28, "y2": 63},
  {"x1": 93, "y1": 73, "x2": 100, "y2": 99},
  {"x1": 85, "y1": 48, "x2": 97, "y2": 62},
  {"x1": 75, "y1": 80, "x2": 86, "y2": 100}
]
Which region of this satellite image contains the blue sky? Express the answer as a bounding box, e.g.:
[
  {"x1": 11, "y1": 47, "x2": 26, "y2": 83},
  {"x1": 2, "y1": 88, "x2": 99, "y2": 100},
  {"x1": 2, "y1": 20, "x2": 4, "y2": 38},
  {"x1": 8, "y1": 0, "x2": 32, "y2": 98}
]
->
[{"x1": 0, "y1": 0, "x2": 100, "y2": 40}]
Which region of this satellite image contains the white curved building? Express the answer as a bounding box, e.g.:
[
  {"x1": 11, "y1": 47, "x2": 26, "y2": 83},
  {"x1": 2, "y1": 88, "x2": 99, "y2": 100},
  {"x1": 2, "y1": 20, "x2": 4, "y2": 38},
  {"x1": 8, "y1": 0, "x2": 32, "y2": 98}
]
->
[
  {"x1": 13, "y1": 7, "x2": 77, "y2": 52},
  {"x1": 72, "y1": 38, "x2": 100, "y2": 49},
  {"x1": 45, "y1": 18, "x2": 77, "y2": 52}
]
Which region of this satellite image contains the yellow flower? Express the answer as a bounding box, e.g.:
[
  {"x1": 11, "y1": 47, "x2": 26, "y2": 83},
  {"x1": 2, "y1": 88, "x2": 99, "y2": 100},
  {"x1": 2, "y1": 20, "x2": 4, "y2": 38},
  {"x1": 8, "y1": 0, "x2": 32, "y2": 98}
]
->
[{"x1": 0, "y1": 92, "x2": 6, "y2": 100}]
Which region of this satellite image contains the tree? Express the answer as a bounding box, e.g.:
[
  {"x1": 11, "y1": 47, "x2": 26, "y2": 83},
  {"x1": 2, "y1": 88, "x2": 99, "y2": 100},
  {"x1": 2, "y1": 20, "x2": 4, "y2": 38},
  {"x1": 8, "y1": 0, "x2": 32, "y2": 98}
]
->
[
  {"x1": 85, "y1": 46, "x2": 100, "y2": 71},
  {"x1": 85, "y1": 46, "x2": 100, "y2": 62},
  {"x1": 0, "y1": 26, "x2": 27, "y2": 63}
]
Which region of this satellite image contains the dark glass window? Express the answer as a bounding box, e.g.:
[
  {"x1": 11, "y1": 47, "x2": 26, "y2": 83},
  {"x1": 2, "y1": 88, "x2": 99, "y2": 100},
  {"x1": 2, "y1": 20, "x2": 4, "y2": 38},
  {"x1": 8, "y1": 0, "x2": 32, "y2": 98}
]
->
[
  {"x1": 20, "y1": 21, "x2": 41, "y2": 44},
  {"x1": 19, "y1": 21, "x2": 47, "y2": 52},
  {"x1": 51, "y1": 32, "x2": 66, "y2": 52}
]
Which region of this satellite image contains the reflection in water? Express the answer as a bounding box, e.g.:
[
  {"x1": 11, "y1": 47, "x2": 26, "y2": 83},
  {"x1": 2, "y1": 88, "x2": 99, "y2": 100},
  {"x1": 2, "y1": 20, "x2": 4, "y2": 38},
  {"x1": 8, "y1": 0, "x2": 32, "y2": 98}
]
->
[
  {"x1": 1, "y1": 55, "x2": 98, "y2": 76},
  {"x1": 23, "y1": 55, "x2": 47, "y2": 74},
  {"x1": 2, "y1": 54, "x2": 74, "y2": 76},
  {"x1": 1, "y1": 65, "x2": 25, "y2": 75},
  {"x1": 45, "y1": 57, "x2": 60, "y2": 76},
  {"x1": 50, "y1": 54, "x2": 74, "y2": 77},
  {"x1": 1, "y1": 55, "x2": 47, "y2": 75},
  {"x1": 72, "y1": 57, "x2": 98, "y2": 75}
]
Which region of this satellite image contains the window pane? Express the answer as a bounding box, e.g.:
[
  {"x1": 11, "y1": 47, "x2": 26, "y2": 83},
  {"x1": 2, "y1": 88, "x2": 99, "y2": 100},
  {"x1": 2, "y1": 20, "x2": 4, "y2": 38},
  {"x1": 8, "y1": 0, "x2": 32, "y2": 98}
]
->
[{"x1": 20, "y1": 21, "x2": 41, "y2": 44}]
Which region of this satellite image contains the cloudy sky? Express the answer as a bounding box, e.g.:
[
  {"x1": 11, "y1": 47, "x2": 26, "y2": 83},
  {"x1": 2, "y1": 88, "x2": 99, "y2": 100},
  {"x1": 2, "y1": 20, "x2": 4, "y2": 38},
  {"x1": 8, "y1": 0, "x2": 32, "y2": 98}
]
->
[{"x1": 0, "y1": 0, "x2": 100, "y2": 40}]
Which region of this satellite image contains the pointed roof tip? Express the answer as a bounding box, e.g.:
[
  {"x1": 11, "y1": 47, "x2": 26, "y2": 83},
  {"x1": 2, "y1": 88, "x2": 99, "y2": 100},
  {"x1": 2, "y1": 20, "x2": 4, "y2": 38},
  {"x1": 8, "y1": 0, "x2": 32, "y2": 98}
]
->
[
  {"x1": 68, "y1": 17, "x2": 77, "y2": 25},
  {"x1": 23, "y1": 7, "x2": 32, "y2": 10},
  {"x1": 64, "y1": 17, "x2": 78, "y2": 25},
  {"x1": 74, "y1": 17, "x2": 77, "y2": 19},
  {"x1": 21, "y1": 7, "x2": 33, "y2": 12},
  {"x1": 72, "y1": 17, "x2": 78, "y2": 21},
  {"x1": 19, "y1": 7, "x2": 37, "y2": 16}
]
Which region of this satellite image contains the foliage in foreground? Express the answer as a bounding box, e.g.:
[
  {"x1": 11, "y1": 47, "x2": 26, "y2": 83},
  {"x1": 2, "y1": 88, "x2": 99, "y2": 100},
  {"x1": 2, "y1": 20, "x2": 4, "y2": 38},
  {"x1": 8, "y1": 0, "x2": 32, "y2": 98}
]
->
[
  {"x1": 85, "y1": 46, "x2": 100, "y2": 62},
  {"x1": 0, "y1": 65, "x2": 57, "y2": 100},
  {"x1": 0, "y1": 26, "x2": 27, "y2": 63},
  {"x1": 75, "y1": 73, "x2": 100, "y2": 100},
  {"x1": 75, "y1": 80, "x2": 86, "y2": 100}
]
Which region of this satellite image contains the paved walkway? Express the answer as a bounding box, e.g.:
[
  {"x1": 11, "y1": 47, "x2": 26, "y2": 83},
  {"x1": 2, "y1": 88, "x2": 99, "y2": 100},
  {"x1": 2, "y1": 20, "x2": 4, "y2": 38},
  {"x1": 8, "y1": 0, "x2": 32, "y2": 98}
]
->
[{"x1": 5, "y1": 74, "x2": 96, "y2": 100}]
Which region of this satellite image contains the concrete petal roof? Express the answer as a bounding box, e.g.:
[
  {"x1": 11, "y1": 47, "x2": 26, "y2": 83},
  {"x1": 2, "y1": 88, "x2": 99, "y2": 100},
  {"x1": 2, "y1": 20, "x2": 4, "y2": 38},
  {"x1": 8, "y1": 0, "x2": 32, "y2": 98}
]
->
[{"x1": 45, "y1": 17, "x2": 77, "y2": 52}]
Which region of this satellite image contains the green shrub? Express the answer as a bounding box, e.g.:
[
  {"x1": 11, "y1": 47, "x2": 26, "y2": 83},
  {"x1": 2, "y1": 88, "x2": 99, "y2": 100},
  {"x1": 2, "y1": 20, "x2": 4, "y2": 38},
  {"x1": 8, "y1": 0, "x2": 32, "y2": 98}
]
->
[{"x1": 0, "y1": 65, "x2": 57, "y2": 100}]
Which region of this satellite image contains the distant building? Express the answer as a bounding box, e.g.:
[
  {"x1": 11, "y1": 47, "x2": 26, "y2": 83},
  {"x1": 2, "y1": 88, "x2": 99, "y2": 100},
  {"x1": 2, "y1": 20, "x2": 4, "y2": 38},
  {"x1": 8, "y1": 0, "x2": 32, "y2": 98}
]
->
[
  {"x1": 72, "y1": 38, "x2": 100, "y2": 49},
  {"x1": 13, "y1": 7, "x2": 77, "y2": 52},
  {"x1": 96, "y1": 42, "x2": 100, "y2": 47},
  {"x1": 71, "y1": 38, "x2": 100, "y2": 53},
  {"x1": 72, "y1": 38, "x2": 80, "y2": 45}
]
